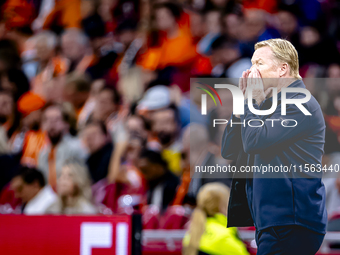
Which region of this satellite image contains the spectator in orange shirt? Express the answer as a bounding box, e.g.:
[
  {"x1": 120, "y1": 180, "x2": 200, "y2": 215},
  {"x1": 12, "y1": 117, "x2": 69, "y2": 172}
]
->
[
  {"x1": 43, "y1": 0, "x2": 82, "y2": 30},
  {"x1": 31, "y1": 31, "x2": 68, "y2": 99},
  {"x1": 137, "y1": 2, "x2": 197, "y2": 71},
  {"x1": 1, "y1": 0, "x2": 36, "y2": 30}
]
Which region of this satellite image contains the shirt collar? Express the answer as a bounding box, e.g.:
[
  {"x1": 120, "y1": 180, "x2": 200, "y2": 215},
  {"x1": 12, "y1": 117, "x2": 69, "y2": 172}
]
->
[{"x1": 265, "y1": 79, "x2": 305, "y2": 103}]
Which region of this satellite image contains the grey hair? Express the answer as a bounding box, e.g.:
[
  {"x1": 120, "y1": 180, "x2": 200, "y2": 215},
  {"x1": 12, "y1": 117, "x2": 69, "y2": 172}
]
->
[
  {"x1": 34, "y1": 30, "x2": 58, "y2": 49},
  {"x1": 61, "y1": 28, "x2": 89, "y2": 46}
]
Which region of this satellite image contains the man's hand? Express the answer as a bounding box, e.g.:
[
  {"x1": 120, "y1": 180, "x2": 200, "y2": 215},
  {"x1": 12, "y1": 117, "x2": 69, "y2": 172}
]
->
[
  {"x1": 239, "y1": 69, "x2": 250, "y2": 95},
  {"x1": 246, "y1": 68, "x2": 270, "y2": 106},
  {"x1": 236, "y1": 69, "x2": 250, "y2": 118}
]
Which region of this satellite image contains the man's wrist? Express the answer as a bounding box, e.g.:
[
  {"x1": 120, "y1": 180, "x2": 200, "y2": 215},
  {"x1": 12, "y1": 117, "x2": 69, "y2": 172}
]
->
[{"x1": 256, "y1": 98, "x2": 264, "y2": 106}]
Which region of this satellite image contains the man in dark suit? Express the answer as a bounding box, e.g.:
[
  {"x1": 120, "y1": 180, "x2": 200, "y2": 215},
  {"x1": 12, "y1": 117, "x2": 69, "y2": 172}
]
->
[{"x1": 222, "y1": 38, "x2": 327, "y2": 255}]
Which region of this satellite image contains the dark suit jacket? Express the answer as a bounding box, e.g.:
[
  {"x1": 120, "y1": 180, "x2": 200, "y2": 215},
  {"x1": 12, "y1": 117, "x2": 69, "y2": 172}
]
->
[{"x1": 221, "y1": 80, "x2": 327, "y2": 234}]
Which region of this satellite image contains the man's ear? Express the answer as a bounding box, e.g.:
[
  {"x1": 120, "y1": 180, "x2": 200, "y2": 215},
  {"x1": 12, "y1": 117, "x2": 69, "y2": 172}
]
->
[{"x1": 279, "y1": 63, "x2": 289, "y2": 77}]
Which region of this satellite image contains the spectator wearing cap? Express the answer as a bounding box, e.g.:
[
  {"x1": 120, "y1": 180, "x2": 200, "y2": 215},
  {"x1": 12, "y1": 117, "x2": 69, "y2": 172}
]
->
[
  {"x1": 138, "y1": 84, "x2": 192, "y2": 128},
  {"x1": 13, "y1": 167, "x2": 57, "y2": 215},
  {"x1": 11, "y1": 96, "x2": 46, "y2": 166},
  {"x1": 138, "y1": 149, "x2": 179, "y2": 211},
  {"x1": 38, "y1": 103, "x2": 87, "y2": 191},
  {"x1": 138, "y1": 85, "x2": 171, "y2": 115}
]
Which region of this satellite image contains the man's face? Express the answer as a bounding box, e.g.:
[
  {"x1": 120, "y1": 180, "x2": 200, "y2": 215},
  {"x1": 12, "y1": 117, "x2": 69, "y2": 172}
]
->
[
  {"x1": 239, "y1": 10, "x2": 265, "y2": 41},
  {"x1": 42, "y1": 107, "x2": 67, "y2": 145},
  {"x1": 155, "y1": 8, "x2": 176, "y2": 31},
  {"x1": 277, "y1": 11, "x2": 297, "y2": 36},
  {"x1": 13, "y1": 177, "x2": 40, "y2": 203},
  {"x1": 251, "y1": 46, "x2": 281, "y2": 88},
  {"x1": 61, "y1": 34, "x2": 85, "y2": 61},
  {"x1": 35, "y1": 38, "x2": 54, "y2": 63},
  {"x1": 126, "y1": 116, "x2": 148, "y2": 140},
  {"x1": 205, "y1": 11, "x2": 221, "y2": 34},
  {"x1": 224, "y1": 14, "x2": 243, "y2": 39},
  {"x1": 300, "y1": 27, "x2": 320, "y2": 47},
  {"x1": 152, "y1": 109, "x2": 178, "y2": 146},
  {"x1": 125, "y1": 137, "x2": 143, "y2": 165},
  {"x1": 63, "y1": 83, "x2": 89, "y2": 109},
  {"x1": 94, "y1": 90, "x2": 117, "y2": 121},
  {"x1": 83, "y1": 124, "x2": 107, "y2": 154}
]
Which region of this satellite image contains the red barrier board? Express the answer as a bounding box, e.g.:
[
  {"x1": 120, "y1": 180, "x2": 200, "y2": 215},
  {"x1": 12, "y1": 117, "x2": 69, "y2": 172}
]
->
[{"x1": 0, "y1": 214, "x2": 132, "y2": 255}]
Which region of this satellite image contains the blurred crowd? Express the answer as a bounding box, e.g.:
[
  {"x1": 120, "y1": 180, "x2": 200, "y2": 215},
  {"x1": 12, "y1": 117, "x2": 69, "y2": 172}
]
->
[{"x1": 1, "y1": 0, "x2": 340, "y2": 253}]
